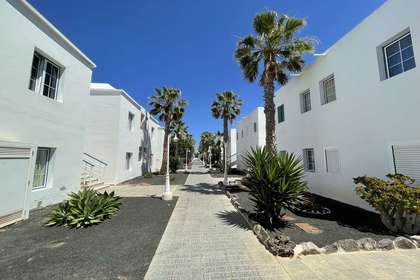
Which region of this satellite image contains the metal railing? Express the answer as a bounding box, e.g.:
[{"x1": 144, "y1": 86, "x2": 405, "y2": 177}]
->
[{"x1": 81, "y1": 152, "x2": 108, "y2": 187}]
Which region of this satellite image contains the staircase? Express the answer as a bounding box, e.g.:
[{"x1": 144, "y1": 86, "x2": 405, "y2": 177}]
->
[{"x1": 81, "y1": 153, "x2": 110, "y2": 191}]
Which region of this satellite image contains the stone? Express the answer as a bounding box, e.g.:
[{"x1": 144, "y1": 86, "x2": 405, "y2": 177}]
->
[
  {"x1": 257, "y1": 228, "x2": 271, "y2": 245},
  {"x1": 323, "y1": 243, "x2": 338, "y2": 254},
  {"x1": 337, "y1": 239, "x2": 359, "y2": 252},
  {"x1": 410, "y1": 235, "x2": 420, "y2": 248},
  {"x1": 394, "y1": 236, "x2": 417, "y2": 249},
  {"x1": 225, "y1": 191, "x2": 231, "y2": 198},
  {"x1": 295, "y1": 242, "x2": 323, "y2": 256},
  {"x1": 252, "y1": 224, "x2": 262, "y2": 235},
  {"x1": 267, "y1": 235, "x2": 296, "y2": 257},
  {"x1": 357, "y1": 238, "x2": 378, "y2": 251},
  {"x1": 377, "y1": 239, "x2": 395, "y2": 250}
]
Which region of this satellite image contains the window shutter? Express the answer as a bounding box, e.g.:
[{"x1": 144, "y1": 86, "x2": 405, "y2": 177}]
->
[
  {"x1": 393, "y1": 144, "x2": 420, "y2": 182},
  {"x1": 325, "y1": 149, "x2": 340, "y2": 173}
]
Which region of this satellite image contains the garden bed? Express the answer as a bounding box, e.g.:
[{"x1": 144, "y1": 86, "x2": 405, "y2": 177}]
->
[
  {"x1": 0, "y1": 197, "x2": 178, "y2": 280},
  {"x1": 226, "y1": 189, "x2": 419, "y2": 257}
]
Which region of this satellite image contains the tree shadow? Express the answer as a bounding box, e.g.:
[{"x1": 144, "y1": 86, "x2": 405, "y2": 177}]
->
[
  {"x1": 216, "y1": 210, "x2": 250, "y2": 230},
  {"x1": 180, "y1": 183, "x2": 224, "y2": 195}
]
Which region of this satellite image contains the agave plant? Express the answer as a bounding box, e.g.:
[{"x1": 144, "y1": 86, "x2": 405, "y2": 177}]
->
[
  {"x1": 46, "y1": 189, "x2": 122, "y2": 228},
  {"x1": 242, "y1": 147, "x2": 307, "y2": 228}
]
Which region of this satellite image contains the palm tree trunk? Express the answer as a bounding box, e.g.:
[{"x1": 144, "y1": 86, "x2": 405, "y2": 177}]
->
[
  {"x1": 160, "y1": 122, "x2": 170, "y2": 174},
  {"x1": 223, "y1": 116, "x2": 229, "y2": 185},
  {"x1": 263, "y1": 78, "x2": 276, "y2": 154}
]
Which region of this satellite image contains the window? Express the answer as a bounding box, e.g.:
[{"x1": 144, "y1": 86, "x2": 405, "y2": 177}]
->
[
  {"x1": 325, "y1": 149, "x2": 340, "y2": 173},
  {"x1": 33, "y1": 148, "x2": 52, "y2": 189},
  {"x1": 253, "y1": 122, "x2": 257, "y2": 132},
  {"x1": 128, "y1": 112, "x2": 135, "y2": 131},
  {"x1": 321, "y1": 75, "x2": 336, "y2": 105},
  {"x1": 138, "y1": 146, "x2": 142, "y2": 161},
  {"x1": 237, "y1": 132, "x2": 239, "y2": 140},
  {"x1": 303, "y1": 148, "x2": 315, "y2": 172},
  {"x1": 241, "y1": 130, "x2": 243, "y2": 138},
  {"x1": 126, "y1": 152, "x2": 132, "y2": 170},
  {"x1": 300, "y1": 90, "x2": 311, "y2": 113},
  {"x1": 384, "y1": 33, "x2": 416, "y2": 78},
  {"x1": 28, "y1": 52, "x2": 61, "y2": 100},
  {"x1": 277, "y1": 105, "x2": 285, "y2": 123}
]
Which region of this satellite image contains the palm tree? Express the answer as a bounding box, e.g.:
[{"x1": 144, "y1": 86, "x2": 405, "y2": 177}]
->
[
  {"x1": 211, "y1": 91, "x2": 242, "y2": 184},
  {"x1": 170, "y1": 119, "x2": 187, "y2": 159},
  {"x1": 235, "y1": 12, "x2": 314, "y2": 153},
  {"x1": 199, "y1": 131, "x2": 214, "y2": 165},
  {"x1": 149, "y1": 87, "x2": 187, "y2": 174}
]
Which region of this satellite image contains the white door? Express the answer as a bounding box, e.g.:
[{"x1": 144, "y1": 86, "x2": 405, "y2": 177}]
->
[
  {"x1": 0, "y1": 147, "x2": 31, "y2": 228},
  {"x1": 392, "y1": 144, "x2": 420, "y2": 183}
]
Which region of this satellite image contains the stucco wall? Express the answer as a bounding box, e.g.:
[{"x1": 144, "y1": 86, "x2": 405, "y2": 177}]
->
[
  {"x1": 274, "y1": 0, "x2": 420, "y2": 210},
  {"x1": 0, "y1": 0, "x2": 93, "y2": 209}
]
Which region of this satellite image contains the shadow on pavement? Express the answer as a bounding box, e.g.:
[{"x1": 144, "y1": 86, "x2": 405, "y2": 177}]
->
[
  {"x1": 180, "y1": 183, "x2": 224, "y2": 195},
  {"x1": 216, "y1": 210, "x2": 250, "y2": 230}
]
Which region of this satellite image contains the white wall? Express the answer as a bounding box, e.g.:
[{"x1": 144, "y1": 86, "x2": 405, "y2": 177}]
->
[
  {"x1": 0, "y1": 0, "x2": 94, "y2": 210},
  {"x1": 148, "y1": 118, "x2": 164, "y2": 173},
  {"x1": 274, "y1": 0, "x2": 420, "y2": 210},
  {"x1": 236, "y1": 107, "x2": 266, "y2": 170},
  {"x1": 228, "y1": 128, "x2": 237, "y2": 168}
]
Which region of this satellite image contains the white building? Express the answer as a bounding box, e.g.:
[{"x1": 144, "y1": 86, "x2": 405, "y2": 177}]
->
[
  {"x1": 83, "y1": 83, "x2": 164, "y2": 186},
  {"x1": 0, "y1": 0, "x2": 95, "y2": 226},
  {"x1": 274, "y1": 0, "x2": 420, "y2": 210},
  {"x1": 235, "y1": 107, "x2": 266, "y2": 170},
  {"x1": 228, "y1": 128, "x2": 237, "y2": 168}
]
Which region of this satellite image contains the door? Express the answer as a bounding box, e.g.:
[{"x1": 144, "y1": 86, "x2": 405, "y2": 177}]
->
[
  {"x1": 0, "y1": 147, "x2": 31, "y2": 228},
  {"x1": 392, "y1": 144, "x2": 420, "y2": 183}
]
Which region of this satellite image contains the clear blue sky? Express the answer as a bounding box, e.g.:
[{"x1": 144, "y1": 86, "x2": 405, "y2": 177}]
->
[{"x1": 29, "y1": 0, "x2": 384, "y2": 144}]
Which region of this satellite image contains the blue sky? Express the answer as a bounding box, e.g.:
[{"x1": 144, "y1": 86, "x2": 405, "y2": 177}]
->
[{"x1": 29, "y1": 0, "x2": 384, "y2": 144}]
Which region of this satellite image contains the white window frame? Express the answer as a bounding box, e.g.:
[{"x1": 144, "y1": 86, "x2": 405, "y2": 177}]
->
[
  {"x1": 300, "y1": 89, "x2": 311, "y2": 113},
  {"x1": 320, "y1": 75, "x2": 336, "y2": 105},
  {"x1": 28, "y1": 52, "x2": 62, "y2": 100},
  {"x1": 303, "y1": 148, "x2": 315, "y2": 172},
  {"x1": 32, "y1": 147, "x2": 52, "y2": 189},
  {"x1": 384, "y1": 33, "x2": 416, "y2": 79}
]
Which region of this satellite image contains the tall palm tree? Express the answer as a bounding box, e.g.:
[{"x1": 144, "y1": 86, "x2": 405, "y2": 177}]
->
[
  {"x1": 149, "y1": 87, "x2": 187, "y2": 174},
  {"x1": 199, "y1": 131, "x2": 214, "y2": 164},
  {"x1": 235, "y1": 12, "x2": 314, "y2": 153},
  {"x1": 211, "y1": 91, "x2": 242, "y2": 184},
  {"x1": 170, "y1": 119, "x2": 187, "y2": 159}
]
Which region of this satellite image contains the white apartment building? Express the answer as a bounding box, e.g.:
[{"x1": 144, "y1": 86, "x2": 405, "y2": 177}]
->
[
  {"x1": 235, "y1": 107, "x2": 266, "y2": 170},
  {"x1": 228, "y1": 128, "x2": 237, "y2": 168},
  {"x1": 83, "y1": 83, "x2": 164, "y2": 186},
  {"x1": 274, "y1": 0, "x2": 420, "y2": 210},
  {"x1": 0, "y1": 0, "x2": 95, "y2": 226}
]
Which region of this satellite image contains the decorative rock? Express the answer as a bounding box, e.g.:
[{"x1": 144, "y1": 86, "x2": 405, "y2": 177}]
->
[
  {"x1": 323, "y1": 243, "x2": 338, "y2": 254},
  {"x1": 337, "y1": 239, "x2": 359, "y2": 252},
  {"x1": 252, "y1": 224, "x2": 262, "y2": 235},
  {"x1": 410, "y1": 235, "x2": 420, "y2": 248},
  {"x1": 357, "y1": 238, "x2": 377, "y2": 251},
  {"x1": 295, "y1": 242, "x2": 323, "y2": 256},
  {"x1": 257, "y1": 228, "x2": 271, "y2": 245},
  {"x1": 225, "y1": 191, "x2": 231, "y2": 198},
  {"x1": 377, "y1": 239, "x2": 394, "y2": 250},
  {"x1": 267, "y1": 235, "x2": 296, "y2": 257},
  {"x1": 394, "y1": 236, "x2": 417, "y2": 249}
]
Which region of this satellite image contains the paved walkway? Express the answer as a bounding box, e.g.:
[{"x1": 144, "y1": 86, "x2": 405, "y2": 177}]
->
[{"x1": 145, "y1": 160, "x2": 420, "y2": 279}]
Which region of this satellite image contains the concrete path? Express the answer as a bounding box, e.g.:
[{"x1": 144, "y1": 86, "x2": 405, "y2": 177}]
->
[{"x1": 145, "y1": 160, "x2": 420, "y2": 280}]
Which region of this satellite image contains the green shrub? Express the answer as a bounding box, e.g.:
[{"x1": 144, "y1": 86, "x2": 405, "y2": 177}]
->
[
  {"x1": 354, "y1": 174, "x2": 420, "y2": 233},
  {"x1": 242, "y1": 147, "x2": 307, "y2": 228},
  {"x1": 143, "y1": 172, "x2": 153, "y2": 178},
  {"x1": 46, "y1": 189, "x2": 122, "y2": 228},
  {"x1": 169, "y1": 157, "x2": 180, "y2": 173}
]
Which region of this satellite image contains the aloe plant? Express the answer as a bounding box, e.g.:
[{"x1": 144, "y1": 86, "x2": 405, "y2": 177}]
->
[
  {"x1": 46, "y1": 189, "x2": 122, "y2": 228},
  {"x1": 243, "y1": 147, "x2": 307, "y2": 227}
]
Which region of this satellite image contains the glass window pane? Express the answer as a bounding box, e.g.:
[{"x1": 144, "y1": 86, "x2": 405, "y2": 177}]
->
[
  {"x1": 389, "y1": 63, "x2": 403, "y2": 77},
  {"x1": 402, "y1": 46, "x2": 414, "y2": 60},
  {"x1": 43, "y1": 85, "x2": 50, "y2": 97},
  {"x1": 33, "y1": 148, "x2": 49, "y2": 188},
  {"x1": 403, "y1": 58, "x2": 416, "y2": 71},
  {"x1": 400, "y1": 35, "x2": 412, "y2": 49},
  {"x1": 387, "y1": 53, "x2": 401, "y2": 67},
  {"x1": 29, "y1": 55, "x2": 40, "y2": 90},
  {"x1": 386, "y1": 41, "x2": 400, "y2": 56},
  {"x1": 49, "y1": 87, "x2": 56, "y2": 99}
]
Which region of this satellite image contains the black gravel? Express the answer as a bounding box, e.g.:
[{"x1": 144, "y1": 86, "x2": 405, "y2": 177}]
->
[
  {"x1": 0, "y1": 197, "x2": 177, "y2": 280},
  {"x1": 234, "y1": 191, "x2": 396, "y2": 247},
  {"x1": 120, "y1": 173, "x2": 188, "y2": 186}
]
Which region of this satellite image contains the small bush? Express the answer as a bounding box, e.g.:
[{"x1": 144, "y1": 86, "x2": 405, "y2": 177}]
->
[
  {"x1": 354, "y1": 174, "x2": 420, "y2": 233},
  {"x1": 242, "y1": 147, "x2": 308, "y2": 228},
  {"x1": 46, "y1": 189, "x2": 122, "y2": 228},
  {"x1": 143, "y1": 172, "x2": 153, "y2": 178},
  {"x1": 169, "y1": 157, "x2": 180, "y2": 173}
]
